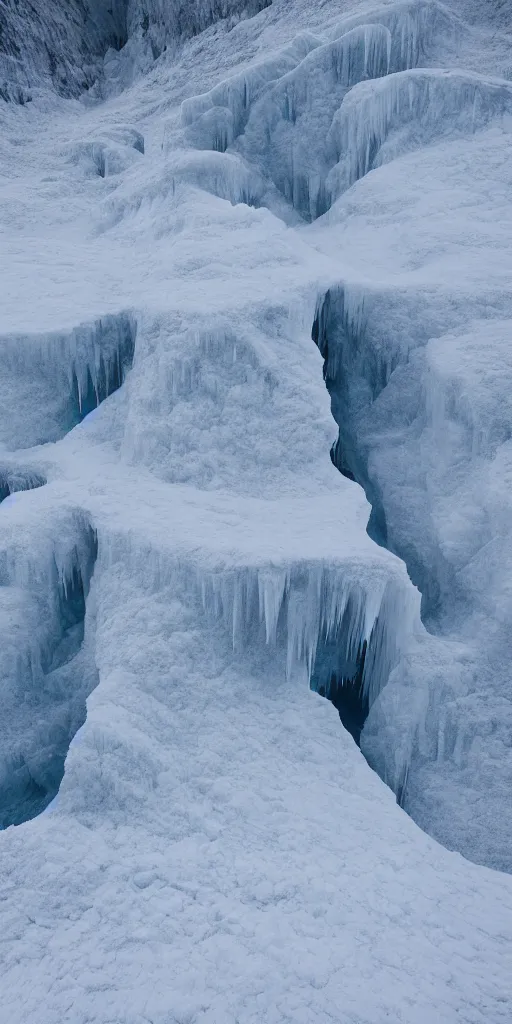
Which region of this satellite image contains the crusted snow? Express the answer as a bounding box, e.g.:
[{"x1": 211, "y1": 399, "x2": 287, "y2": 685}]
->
[{"x1": 1, "y1": 0, "x2": 512, "y2": 1021}]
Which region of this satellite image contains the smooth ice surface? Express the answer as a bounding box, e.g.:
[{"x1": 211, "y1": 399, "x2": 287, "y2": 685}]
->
[{"x1": 1, "y1": 0, "x2": 512, "y2": 1020}]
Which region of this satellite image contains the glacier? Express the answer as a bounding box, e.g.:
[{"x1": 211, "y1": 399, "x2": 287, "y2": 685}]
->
[{"x1": 1, "y1": 0, "x2": 512, "y2": 1021}]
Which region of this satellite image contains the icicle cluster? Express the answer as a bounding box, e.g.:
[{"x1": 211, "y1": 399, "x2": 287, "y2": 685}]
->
[
  {"x1": 327, "y1": 69, "x2": 512, "y2": 199},
  {"x1": 197, "y1": 562, "x2": 418, "y2": 705},
  {"x1": 329, "y1": 0, "x2": 464, "y2": 73},
  {"x1": 0, "y1": 467, "x2": 46, "y2": 505},
  {"x1": 264, "y1": 25, "x2": 391, "y2": 128},
  {"x1": 98, "y1": 531, "x2": 419, "y2": 711},
  {"x1": 182, "y1": 32, "x2": 320, "y2": 150},
  {"x1": 181, "y1": 0, "x2": 468, "y2": 220}
]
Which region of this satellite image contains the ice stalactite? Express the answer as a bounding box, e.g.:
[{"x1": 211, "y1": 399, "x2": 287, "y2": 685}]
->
[
  {"x1": 0, "y1": 511, "x2": 98, "y2": 827},
  {"x1": 0, "y1": 312, "x2": 136, "y2": 449},
  {"x1": 238, "y1": 24, "x2": 394, "y2": 220},
  {"x1": 327, "y1": 69, "x2": 512, "y2": 201}
]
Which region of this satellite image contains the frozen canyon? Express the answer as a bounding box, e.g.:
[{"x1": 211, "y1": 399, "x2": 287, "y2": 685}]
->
[{"x1": 1, "y1": 0, "x2": 512, "y2": 1021}]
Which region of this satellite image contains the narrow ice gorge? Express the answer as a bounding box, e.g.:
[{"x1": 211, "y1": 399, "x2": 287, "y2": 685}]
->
[{"x1": 1, "y1": 0, "x2": 512, "y2": 1021}]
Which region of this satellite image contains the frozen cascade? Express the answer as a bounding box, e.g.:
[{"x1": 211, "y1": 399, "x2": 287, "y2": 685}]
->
[
  {"x1": 3, "y1": 0, "x2": 512, "y2": 1015},
  {"x1": 327, "y1": 68, "x2": 512, "y2": 200},
  {"x1": 0, "y1": 509, "x2": 98, "y2": 827},
  {"x1": 98, "y1": 529, "x2": 420, "y2": 728},
  {"x1": 0, "y1": 313, "x2": 136, "y2": 450},
  {"x1": 312, "y1": 280, "x2": 512, "y2": 869},
  {"x1": 182, "y1": 0, "x2": 465, "y2": 220},
  {"x1": 181, "y1": 32, "x2": 321, "y2": 150},
  {"x1": 236, "y1": 24, "x2": 394, "y2": 219},
  {"x1": 329, "y1": 0, "x2": 465, "y2": 71}
]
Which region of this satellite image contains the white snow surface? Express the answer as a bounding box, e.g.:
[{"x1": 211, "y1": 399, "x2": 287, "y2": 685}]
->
[{"x1": 1, "y1": 0, "x2": 512, "y2": 1020}]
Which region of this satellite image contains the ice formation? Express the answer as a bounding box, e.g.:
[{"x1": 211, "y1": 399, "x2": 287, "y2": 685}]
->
[
  {"x1": 327, "y1": 67, "x2": 512, "y2": 200},
  {"x1": 2, "y1": 0, "x2": 512, "y2": 1019},
  {"x1": 0, "y1": 314, "x2": 136, "y2": 449},
  {"x1": 0, "y1": 501, "x2": 97, "y2": 827},
  {"x1": 182, "y1": 0, "x2": 470, "y2": 219}
]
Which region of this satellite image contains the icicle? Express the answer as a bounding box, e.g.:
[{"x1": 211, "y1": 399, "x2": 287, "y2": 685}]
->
[{"x1": 327, "y1": 69, "x2": 512, "y2": 202}]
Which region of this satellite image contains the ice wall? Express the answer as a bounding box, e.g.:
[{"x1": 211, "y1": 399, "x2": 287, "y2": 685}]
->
[
  {"x1": 327, "y1": 68, "x2": 512, "y2": 200},
  {"x1": 120, "y1": 315, "x2": 339, "y2": 496},
  {"x1": 0, "y1": 0, "x2": 126, "y2": 101},
  {"x1": 127, "y1": 0, "x2": 272, "y2": 54},
  {"x1": 0, "y1": 505, "x2": 98, "y2": 827},
  {"x1": 96, "y1": 528, "x2": 419, "y2": 726},
  {"x1": 182, "y1": 0, "x2": 467, "y2": 220},
  {"x1": 0, "y1": 0, "x2": 272, "y2": 101},
  {"x1": 0, "y1": 313, "x2": 136, "y2": 450},
  {"x1": 313, "y1": 285, "x2": 512, "y2": 871}
]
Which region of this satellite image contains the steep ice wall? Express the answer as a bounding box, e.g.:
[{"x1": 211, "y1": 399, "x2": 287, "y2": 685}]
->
[
  {"x1": 313, "y1": 281, "x2": 512, "y2": 870},
  {"x1": 327, "y1": 68, "x2": 512, "y2": 200},
  {"x1": 0, "y1": 0, "x2": 272, "y2": 101},
  {"x1": 126, "y1": 0, "x2": 272, "y2": 58},
  {"x1": 0, "y1": 0, "x2": 126, "y2": 101},
  {"x1": 182, "y1": 0, "x2": 469, "y2": 219}
]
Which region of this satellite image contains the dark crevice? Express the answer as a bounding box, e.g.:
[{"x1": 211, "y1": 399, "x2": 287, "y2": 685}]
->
[
  {"x1": 310, "y1": 293, "x2": 407, "y2": 753},
  {"x1": 312, "y1": 289, "x2": 447, "y2": 624}
]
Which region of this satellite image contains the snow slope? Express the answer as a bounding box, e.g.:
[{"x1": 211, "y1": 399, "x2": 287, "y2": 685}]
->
[{"x1": 1, "y1": 0, "x2": 512, "y2": 1020}]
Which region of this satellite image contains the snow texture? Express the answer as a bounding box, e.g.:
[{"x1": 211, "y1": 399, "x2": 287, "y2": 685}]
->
[{"x1": 1, "y1": 0, "x2": 512, "y2": 1020}]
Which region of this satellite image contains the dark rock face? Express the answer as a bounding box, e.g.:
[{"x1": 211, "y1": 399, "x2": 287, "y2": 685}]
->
[
  {"x1": 0, "y1": 0, "x2": 127, "y2": 100},
  {"x1": 0, "y1": 0, "x2": 272, "y2": 101}
]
